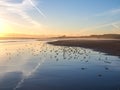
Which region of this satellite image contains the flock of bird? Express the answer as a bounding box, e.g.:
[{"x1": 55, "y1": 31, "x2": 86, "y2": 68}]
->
[{"x1": 1, "y1": 41, "x2": 115, "y2": 77}]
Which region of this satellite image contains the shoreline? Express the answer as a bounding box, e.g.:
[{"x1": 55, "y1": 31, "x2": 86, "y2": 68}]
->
[{"x1": 48, "y1": 39, "x2": 120, "y2": 57}]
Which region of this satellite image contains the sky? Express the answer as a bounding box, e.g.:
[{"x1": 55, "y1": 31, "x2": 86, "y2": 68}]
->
[{"x1": 0, "y1": 0, "x2": 120, "y2": 36}]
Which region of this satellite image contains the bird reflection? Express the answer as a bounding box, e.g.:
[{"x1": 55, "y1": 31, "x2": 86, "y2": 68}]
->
[
  {"x1": 81, "y1": 68, "x2": 87, "y2": 70},
  {"x1": 105, "y1": 67, "x2": 109, "y2": 70},
  {"x1": 98, "y1": 74, "x2": 102, "y2": 77}
]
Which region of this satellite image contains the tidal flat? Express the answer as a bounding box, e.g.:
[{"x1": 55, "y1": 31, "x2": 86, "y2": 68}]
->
[{"x1": 0, "y1": 39, "x2": 120, "y2": 90}]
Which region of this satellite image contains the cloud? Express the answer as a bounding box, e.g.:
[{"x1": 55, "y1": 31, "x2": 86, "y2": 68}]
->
[
  {"x1": 4, "y1": 0, "x2": 24, "y2": 4},
  {"x1": 79, "y1": 8, "x2": 120, "y2": 35},
  {"x1": 79, "y1": 21, "x2": 120, "y2": 35},
  {"x1": 95, "y1": 8, "x2": 120, "y2": 17},
  {"x1": 0, "y1": 0, "x2": 45, "y2": 27},
  {"x1": 111, "y1": 23, "x2": 120, "y2": 29}
]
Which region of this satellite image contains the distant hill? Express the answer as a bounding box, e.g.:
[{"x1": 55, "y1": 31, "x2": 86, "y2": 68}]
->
[
  {"x1": 83, "y1": 34, "x2": 120, "y2": 39},
  {"x1": 52, "y1": 34, "x2": 120, "y2": 39}
]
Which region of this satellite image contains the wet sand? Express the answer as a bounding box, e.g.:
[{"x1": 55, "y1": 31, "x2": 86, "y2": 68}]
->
[{"x1": 48, "y1": 39, "x2": 120, "y2": 56}]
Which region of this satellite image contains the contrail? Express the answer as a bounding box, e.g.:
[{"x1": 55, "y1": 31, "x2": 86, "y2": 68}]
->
[
  {"x1": 28, "y1": 0, "x2": 46, "y2": 18},
  {"x1": 111, "y1": 23, "x2": 120, "y2": 29},
  {"x1": 13, "y1": 58, "x2": 46, "y2": 90}
]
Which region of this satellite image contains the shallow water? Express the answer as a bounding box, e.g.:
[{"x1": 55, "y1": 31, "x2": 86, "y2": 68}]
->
[{"x1": 0, "y1": 40, "x2": 120, "y2": 90}]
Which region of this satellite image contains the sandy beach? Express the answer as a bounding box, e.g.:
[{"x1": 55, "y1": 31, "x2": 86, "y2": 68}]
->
[{"x1": 48, "y1": 39, "x2": 120, "y2": 57}]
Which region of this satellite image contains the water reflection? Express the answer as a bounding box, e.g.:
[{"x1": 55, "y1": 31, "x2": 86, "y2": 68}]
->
[{"x1": 0, "y1": 40, "x2": 120, "y2": 90}]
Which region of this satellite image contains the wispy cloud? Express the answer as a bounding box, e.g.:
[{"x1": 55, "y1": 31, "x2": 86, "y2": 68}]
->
[
  {"x1": 95, "y1": 8, "x2": 120, "y2": 16},
  {"x1": 79, "y1": 21, "x2": 120, "y2": 35},
  {"x1": 0, "y1": 0, "x2": 45, "y2": 27},
  {"x1": 79, "y1": 8, "x2": 120, "y2": 35},
  {"x1": 111, "y1": 23, "x2": 120, "y2": 29},
  {"x1": 94, "y1": 9, "x2": 120, "y2": 30}
]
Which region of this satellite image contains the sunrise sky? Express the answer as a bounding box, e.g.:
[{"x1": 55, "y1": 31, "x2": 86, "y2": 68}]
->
[{"x1": 0, "y1": 0, "x2": 120, "y2": 36}]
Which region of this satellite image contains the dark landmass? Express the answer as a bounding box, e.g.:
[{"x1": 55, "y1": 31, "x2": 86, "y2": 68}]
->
[
  {"x1": 52, "y1": 34, "x2": 120, "y2": 39},
  {"x1": 83, "y1": 34, "x2": 120, "y2": 39},
  {"x1": 48, "y1": 39, "x2": 120, "y2": 57}
]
